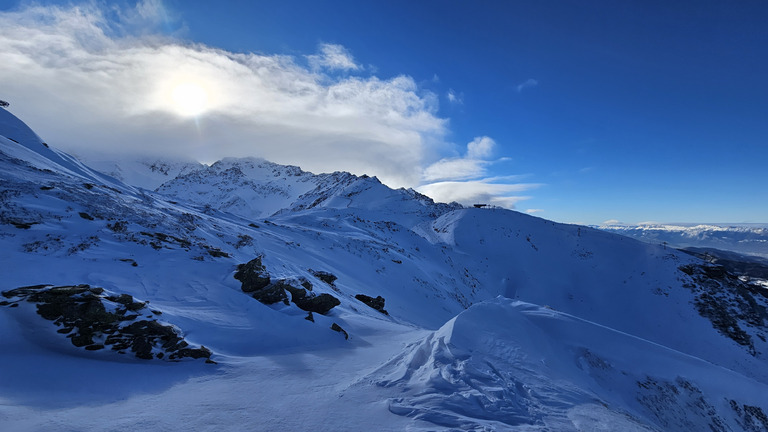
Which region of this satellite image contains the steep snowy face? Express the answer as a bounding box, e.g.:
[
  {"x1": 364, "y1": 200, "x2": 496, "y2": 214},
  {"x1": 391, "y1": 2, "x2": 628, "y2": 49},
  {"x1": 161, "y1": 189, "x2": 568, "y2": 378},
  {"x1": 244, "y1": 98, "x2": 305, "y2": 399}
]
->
[
  {"x1": 0, "y1": 106, "x2": 46, "y2": 150},
  {"x1": 0, "y1": 108, "x2": 132, "y2": 188},
  {"x1": 413, "y1": 209, "x2": 768, "y2": 383},
  {"x1": 156, "y1": 155, "x2": 459, "y2": 225},
  {"x1": 155, "y1": 157, "x2": 323, "y2": 219},
  {"x1": 373, "y1": 298, "x2": 768, "y2": 431},
  {"x1": 79, "y1": 157, "x2": 204, "y2": 190}
]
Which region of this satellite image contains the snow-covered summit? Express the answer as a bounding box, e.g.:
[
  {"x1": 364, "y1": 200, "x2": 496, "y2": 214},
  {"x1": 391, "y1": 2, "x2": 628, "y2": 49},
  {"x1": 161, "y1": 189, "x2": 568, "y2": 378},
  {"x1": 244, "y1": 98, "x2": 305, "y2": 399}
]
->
[
  {"x1": 0, "y1": 107, "x2": 122, "y2": 186},
  {"x1": 155, "y1": 155, "x2": 459, "y2": 225},
  {"x1": 78, "y1": 155, "x2": 203, "y2": 190},
  {"x1": 2, "y1": 109, "x2": 768, "y2": 431}
]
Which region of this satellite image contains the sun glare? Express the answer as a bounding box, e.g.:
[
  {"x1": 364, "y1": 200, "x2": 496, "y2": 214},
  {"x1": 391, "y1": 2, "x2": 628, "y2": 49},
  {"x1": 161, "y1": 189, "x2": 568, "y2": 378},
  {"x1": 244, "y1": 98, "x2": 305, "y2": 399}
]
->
[{"x1": 170, "y1": 82, "x2": 209, "y2": 117}]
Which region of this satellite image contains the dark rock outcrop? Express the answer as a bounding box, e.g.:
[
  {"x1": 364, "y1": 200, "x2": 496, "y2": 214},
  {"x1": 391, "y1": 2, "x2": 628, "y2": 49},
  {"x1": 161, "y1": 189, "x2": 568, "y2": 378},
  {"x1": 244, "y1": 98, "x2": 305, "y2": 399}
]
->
[
  {"x1": 235, "y1": 257, "x2": 272, "y2": 292},
  {"x1": 283, "y1": 278, "x2": 340, "y2": 315},
  {"x1": 331, "y1": 323, "x2": 348, "y2": 340},
  {"x1": 678, "y1": 264, "x2": 768, "y2": 355},
  {"x1": 355, "y1": 294, "x2": 389, "y2": 315},
  {"x1": 234, "y1": 256, "x2": 286, "y2": 304},
  {"x1": 309, "y1": 269, "x2": 338, "y2": 287},
  {"x1": 235, "y1": 258, "x2": 340, "y2": 314},
  {"x1": 1, "y1": 284, "x2": 213, "y2": 362}
]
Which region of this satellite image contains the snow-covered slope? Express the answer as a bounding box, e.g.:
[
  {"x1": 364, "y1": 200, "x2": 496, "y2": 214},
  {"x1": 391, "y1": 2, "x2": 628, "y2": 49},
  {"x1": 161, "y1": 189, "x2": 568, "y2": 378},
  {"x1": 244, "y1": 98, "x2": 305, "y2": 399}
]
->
[
  {"x1": 371, "y1": 298, "x2": 768, "y2": 431},
  {"x1": 78, "y1": 155, "x2": 203, "y2": 190},
  {"x1": 2, "y1": 108, "x2": 768, "y2": 431},
  {"x1": 156, "y1": 156, "x2": 459, "y2": 224}
]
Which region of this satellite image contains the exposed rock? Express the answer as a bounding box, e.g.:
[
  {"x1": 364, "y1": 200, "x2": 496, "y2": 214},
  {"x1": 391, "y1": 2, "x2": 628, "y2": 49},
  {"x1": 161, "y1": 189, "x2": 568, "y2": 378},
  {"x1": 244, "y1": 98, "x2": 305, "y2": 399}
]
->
[
  {"x1": 730, "y1": 400, "x2": 768, "y2": 432},
  {"x1": 678, "y1": 264, "x2": 768, "y2": 356},
  {"x1": 10, "y1": 220, "x2": 37, "y2": 229},
  {"x1": 282, "y1": 279, "x2": 340, "y2": 315},
  {"x1": 637, "y1": 376, "x2": 729, "y2": 431},
  {"x1": 309, "y1": 269, "x2": 338, "y2": 287},
  {"x1": 119, "y1": 258, "x2": 138, "y2": 267},
  {"x1": 355, "y1": 294, "x2": 389, "y2": 315},
  {"x1": 78, "y1": 212, "x2": 94, "y2": 220},
  {"x1": 235, "y1": 259, "x2": 340, "y2": 313},
  {"x1": 206, "y1": 247, "x2": 230, "y2": 258},
  {"x1": 1, "y1": 284, "x2": 213, "y2": 362},
  {"x1": 295, "y1": 292, "x2": 340, "y2": 315},
  {"x1": 331, "y1": 323, "x2": 348, "y2": 340},
  {"x1": 234, "y1": 257, "x2": 271, "y2": 293}
]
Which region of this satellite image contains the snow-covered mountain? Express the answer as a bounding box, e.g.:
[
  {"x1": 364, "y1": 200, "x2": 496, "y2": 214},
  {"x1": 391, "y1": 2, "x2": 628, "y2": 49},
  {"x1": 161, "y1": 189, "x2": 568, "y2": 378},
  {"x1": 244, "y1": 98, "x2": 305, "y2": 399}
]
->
[
  {"x1": 78, "y1": 155, "x2": 204, "y2": 190},
  {"x1": 597, "y1": 223, "x2": 768, "y2": 259},
  {"x1": 2, "y1": 107, "x2": 768, "y2": 431}
]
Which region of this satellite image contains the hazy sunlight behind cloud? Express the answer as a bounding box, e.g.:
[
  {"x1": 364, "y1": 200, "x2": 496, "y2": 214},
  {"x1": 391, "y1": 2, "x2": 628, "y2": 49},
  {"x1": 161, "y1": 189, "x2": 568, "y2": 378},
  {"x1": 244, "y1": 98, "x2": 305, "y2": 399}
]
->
[{"x1": 0, "y1": 0, "x2": 538, "y2": 208}]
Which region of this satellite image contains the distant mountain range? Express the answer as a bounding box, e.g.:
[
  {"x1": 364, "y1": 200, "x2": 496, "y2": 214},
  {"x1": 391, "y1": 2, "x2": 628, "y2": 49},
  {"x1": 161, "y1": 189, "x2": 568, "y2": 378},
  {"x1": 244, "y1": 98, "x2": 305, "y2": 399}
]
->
[
  {"x1": 595, "y1": 223, "x2": 768, "y2": 259},
  {"x1": 2, "y1": 107, "x2": 768, "y2": 431}
]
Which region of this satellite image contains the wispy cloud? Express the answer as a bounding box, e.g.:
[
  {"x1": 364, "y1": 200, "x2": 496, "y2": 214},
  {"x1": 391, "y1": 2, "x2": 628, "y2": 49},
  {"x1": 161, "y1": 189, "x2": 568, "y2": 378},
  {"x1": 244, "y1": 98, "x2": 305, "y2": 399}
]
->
[
  {"x1": 0, "y1": 2, "x2": 441, "y2": 187},
  {"x1": 446, "y1": 88, "x2": 463, "y2": 104},
  {"x1": 418, "y1": 180, "x2": 538, "y2": 208},
  {"x1": 516, "y1": 78, "x2": 539, "y2": 93},
  {"x1": 307, "y1": 43, "x2": 361, "y2": 71},
  {"x1": 0, "y1": 1, "x2": 539, "y2": 207},
  {"x1": 419, "y1": 136, "x2": 540, "y2": 208},
  {"x1": 602, "y1": 219, "x2": 622, "y2": 225},
  {"x1": 422, "y1": 136, "x2": 496, "y2": 182},
  {"x1": 423, "y1": 158, "x2": 488, "y2": 182}
]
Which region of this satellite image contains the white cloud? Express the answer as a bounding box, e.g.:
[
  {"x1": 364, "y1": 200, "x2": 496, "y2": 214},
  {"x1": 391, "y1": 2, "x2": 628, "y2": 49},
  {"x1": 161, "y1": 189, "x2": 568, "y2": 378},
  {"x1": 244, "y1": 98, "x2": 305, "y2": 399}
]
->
[
  {"x1": 419, "y1": 136, "x2": 538, "y2": 208},
  {"x1": 446, "y1": 88, "x2": 463, "y2": 104},
  {"x1": 466, "y1": 136, "x2": 495, "y2": 159},
  {"x1": 417, "y1": 180, "x2": 539, "y2": 208},
  {"x1": 423, "y1": 136, "x2": 496, "y2": 182},
  {"x1": 0, "y1": 1, "x2": 541, "y2": 207},
  {"x1": 516, "y1": 78, "x2": 538, "y2": 93},
  {"x1": 602, "y1": 219, "x2": 622, "y2": 225},
  {"x1": 307, "y1": 43, "x2": 361, "y2": 71},
  {"x1": 525, "y1": 209, "x2": 544, "y2": 214},
  {"x1": 0, "y1": 3, "x2": 443, "y2": 188},
  {"x1": 422, "y1": 158, "x2": 487, "y2": 182}
]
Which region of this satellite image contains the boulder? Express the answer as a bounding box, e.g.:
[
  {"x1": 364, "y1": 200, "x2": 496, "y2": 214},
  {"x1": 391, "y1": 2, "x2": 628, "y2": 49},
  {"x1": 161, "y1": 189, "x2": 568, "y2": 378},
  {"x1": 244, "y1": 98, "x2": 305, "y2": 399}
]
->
[
  {"x1": 234, "y1": 257, "x2": 271, "y2": 293},
  {"x1": 355, "y1": 294, "x2": 389, "y2": 315}
]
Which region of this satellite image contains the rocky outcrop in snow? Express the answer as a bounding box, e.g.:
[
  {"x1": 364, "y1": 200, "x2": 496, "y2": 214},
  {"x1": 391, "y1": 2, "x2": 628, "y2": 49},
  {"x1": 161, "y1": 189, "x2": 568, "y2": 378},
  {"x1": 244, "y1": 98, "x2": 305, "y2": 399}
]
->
[
  {"x1": 1, "y1": 284, "x2": 213, "y2": 362},
  {"x1": 234, "y1": 256, "x2": 340, "y2": 314}
]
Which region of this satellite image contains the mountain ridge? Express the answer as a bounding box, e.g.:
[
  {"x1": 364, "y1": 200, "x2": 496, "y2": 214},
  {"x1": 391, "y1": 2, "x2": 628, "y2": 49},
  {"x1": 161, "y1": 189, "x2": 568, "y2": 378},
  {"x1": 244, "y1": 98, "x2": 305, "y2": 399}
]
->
[{"x1": 2, "y1": 107, "x2": 767, "y2": 431}]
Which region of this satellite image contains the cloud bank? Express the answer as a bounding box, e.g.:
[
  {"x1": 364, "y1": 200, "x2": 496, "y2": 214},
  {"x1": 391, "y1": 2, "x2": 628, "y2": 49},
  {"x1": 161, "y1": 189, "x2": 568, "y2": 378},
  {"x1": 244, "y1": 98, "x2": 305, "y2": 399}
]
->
[
  {"x1": 418, "y1": 136, "x2": 540, "y2": 207},
  {"x1": 0, "y1": 1, "x2": 538, "y2": 207}
]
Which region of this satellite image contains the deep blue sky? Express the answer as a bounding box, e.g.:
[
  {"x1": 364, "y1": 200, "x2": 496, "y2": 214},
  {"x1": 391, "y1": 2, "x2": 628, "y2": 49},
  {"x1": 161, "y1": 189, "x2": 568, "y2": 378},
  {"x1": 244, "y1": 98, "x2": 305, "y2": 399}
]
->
[{"x1": 4, "y1": 0, "x2": 767, "y2": 223}]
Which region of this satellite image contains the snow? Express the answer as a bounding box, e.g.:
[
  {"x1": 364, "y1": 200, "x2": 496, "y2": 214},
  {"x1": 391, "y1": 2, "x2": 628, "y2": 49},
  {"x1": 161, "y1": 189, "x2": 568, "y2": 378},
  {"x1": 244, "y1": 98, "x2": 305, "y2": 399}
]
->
[
  {"x1": 2, "y1": 108, "x2": 768, "y2": 431},
  {"x1": 597, "y1": 223, "x2": 768, "y2": 259}
]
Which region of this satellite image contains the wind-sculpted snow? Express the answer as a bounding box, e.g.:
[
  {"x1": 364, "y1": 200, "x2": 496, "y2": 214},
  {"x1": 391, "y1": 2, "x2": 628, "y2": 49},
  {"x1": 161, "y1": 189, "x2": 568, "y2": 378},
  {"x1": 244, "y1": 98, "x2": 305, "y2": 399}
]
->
[
  {"x1": 372, "y1": 298, "x2": 768, "y2": 431},
  {"x1": 3, "y1": 108, "x2": 768, "y2": 430}
]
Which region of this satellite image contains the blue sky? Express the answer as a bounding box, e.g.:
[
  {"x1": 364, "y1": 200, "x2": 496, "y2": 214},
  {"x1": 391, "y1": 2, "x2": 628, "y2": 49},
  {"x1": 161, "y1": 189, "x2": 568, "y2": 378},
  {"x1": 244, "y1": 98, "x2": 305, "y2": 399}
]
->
[{"x1": 1, "y1": 0, "x2": 767, "y2": 224}]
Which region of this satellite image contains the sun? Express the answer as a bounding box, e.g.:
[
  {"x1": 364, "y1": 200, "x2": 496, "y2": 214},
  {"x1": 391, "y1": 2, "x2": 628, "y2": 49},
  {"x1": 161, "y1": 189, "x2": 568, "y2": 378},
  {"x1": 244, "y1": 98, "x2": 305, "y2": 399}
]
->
[{"x1": 170, "y1": 82, "x2": 209, "y2": 117}]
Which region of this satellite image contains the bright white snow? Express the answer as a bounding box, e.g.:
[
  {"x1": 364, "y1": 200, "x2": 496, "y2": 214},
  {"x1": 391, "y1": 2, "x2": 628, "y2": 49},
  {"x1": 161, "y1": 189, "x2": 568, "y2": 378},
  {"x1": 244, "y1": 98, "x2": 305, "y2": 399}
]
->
[{"x1": 2, "y1": 108, "x2": 767, "y2": 431}]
